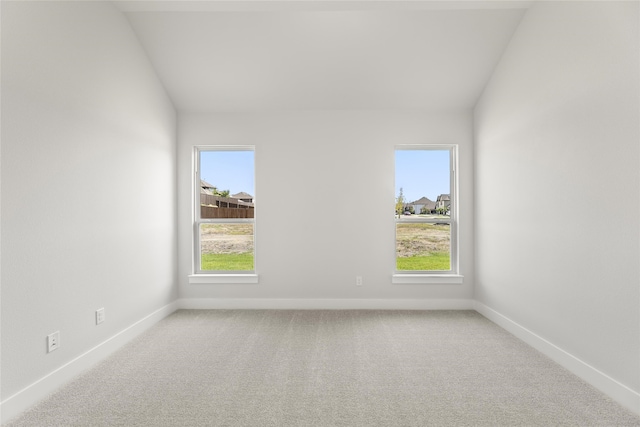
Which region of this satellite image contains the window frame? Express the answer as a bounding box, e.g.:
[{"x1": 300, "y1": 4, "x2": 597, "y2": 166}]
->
[
  {"x1": 189, "y1": 145, "x2": 258, "y2": 284},
  {"x1": 392, "y1": 144, "x2": 462, "y2": 284}
]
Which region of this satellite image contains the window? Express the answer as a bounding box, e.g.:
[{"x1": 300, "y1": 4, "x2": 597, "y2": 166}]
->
[
  {"x1": 190, "y1": 146, "x2": 257, "y2": 284},
  {"x1": 393, "y1": 145, "x2": 462, "y2": 284}
]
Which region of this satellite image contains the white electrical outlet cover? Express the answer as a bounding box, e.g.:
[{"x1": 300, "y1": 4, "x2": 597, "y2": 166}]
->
[
  {"x1": 47, "y1": 331, "x2": 59, "y2": 353},
  {"x1": 96, "y1": 308, "x2": 105, "y2": 325}
]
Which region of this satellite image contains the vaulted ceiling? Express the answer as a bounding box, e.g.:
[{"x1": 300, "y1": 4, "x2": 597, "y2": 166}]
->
[{"x1": 116, "y1": 1, "x2": 530, "y2": 112}]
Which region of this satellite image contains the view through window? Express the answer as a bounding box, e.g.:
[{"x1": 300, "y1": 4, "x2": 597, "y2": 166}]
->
[
  {"x1": 195, "y1": 147, "x2": 255, "y2": 273},
  {"x1": 395, "y1": 146, "x2": 456, "y2": 272}
]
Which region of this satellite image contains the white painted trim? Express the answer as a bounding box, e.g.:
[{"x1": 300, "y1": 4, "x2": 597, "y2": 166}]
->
[
  {"x1": 474, "y1": 302, "x2": 640, "y2": 416},
  {"x1": 178, "y1": 298, "x2": 474, "y2": 310},
  {"x1": 188, "y1": 274, "x2": 259, "y2": 284},
  {"x1": 392, "y1": 274, "x2": 464, "y2": 284},
  {"x1": 0, "y1": 301, "x2": 179, "y2": 424}
]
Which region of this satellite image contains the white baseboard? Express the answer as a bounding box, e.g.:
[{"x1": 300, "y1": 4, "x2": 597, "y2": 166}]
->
[
  {"x1": 177, "y1": 298, "x2": 475, "y2": 310},
  {"x1": 0, "y1": 301, "x2": 179, "y2": 425},
  {"x1": 474, "y1": 301, "x2": 640, "y2": 416},
  {"x1": 6, "y1": 298, "x2": 635, "y2": 423}
]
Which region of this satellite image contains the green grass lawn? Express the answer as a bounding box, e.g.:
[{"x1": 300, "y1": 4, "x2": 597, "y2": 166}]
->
[
  {"x1": 201, "y1": 252, "x2": 254, "y2": 271},
  {"x1": 396, "y1": 222, "x2": 451, "y2": 271},
  {"x1": 396, "y1": 252, "x2": 450, "y2": 271}
]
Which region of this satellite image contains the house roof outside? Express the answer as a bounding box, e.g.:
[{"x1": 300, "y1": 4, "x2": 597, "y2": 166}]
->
[
  {"x1": 200, "y1": 179, "x2": 216, "y2": 195},
  {"x1": 411, "y1": 197, "x2": 434, "y2": 205},
  {"x1": 201, "y1": 179, "x2": 215, "y2": 189},
  {"x1": 436, "y1": 194, "x2": 451, "y2": 202},
  {"x1": 409, "y1": 197, "x2": 436, "y2": 211},
  {"x1": 232, "y1": 192, "x2": 253, "y2": 200}
]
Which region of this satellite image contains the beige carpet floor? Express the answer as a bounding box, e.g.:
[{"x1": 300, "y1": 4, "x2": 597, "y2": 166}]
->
[{"x1": 6, "y1": 310, "x2": 640, "y2": 426}]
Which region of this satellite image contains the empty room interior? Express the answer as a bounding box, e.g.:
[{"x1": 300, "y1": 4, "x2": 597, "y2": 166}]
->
[{"x1": 1, "y1": 0, "x2": 639, "y2": 425}]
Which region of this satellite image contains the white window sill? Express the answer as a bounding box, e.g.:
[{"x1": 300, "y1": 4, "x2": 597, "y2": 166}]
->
[
  {"x1": 189, "y1": 274, "x2": 259, "y2": 284},
  {"x1": 392, "y1": 274, "x2": 464, "y2": 284}
]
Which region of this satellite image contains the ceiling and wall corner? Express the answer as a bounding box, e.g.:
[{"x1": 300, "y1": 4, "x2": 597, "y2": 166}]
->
[{"x1": 116, "y1": 0, "x2": 530, "y2": 112}]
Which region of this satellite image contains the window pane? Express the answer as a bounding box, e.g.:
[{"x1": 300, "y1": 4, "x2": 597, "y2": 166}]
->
[
  {"x1": 395, "y1": 149, "x2": 450, "y2": 217},
  {"x1": 200, "y1": 223, "x2": 254, "y2": 271},
  {"x1": 396, "y1": 223, "x2": 450, "y2": 271},
  {"x1": 200, "y1": 151, "x2": 254, "y2": 219}
]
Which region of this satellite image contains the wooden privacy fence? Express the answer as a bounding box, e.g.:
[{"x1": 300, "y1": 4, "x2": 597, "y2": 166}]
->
[
  {"x1": 201, "y1": 206, "x2": 255, "y2": 219},
  {"x1": 200, "y1": 193, "x2": 254, "y2": 218}
]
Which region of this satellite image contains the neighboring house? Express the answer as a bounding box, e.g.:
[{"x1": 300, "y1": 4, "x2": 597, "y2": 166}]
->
[
  {"x1": 409, "y1": 196, "x2": 436, "y2": 214},
  {"x1": 200, "y1": 179, "x2": 216, "y2": 195},
  {"x1": 436, "y1": 194, "x2": 451, "y2": 213},
  {"x1": 232, "y1": 192, "x2": 254, "y2": 203}
]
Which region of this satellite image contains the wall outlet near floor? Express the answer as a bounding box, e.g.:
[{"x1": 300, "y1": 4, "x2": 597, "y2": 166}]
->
[
  {"x1": 47, "y1": 331, "x2": 60, "y2": 353},
  {"x1": 96, "y1": 308, "x2": 105, "y2": 325},
  {"x1": 356, "y1": 276, "x2": 363, "y2": 286}
]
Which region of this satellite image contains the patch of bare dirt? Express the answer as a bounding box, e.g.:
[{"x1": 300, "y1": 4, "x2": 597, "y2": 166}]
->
[
  {"x1": 200, "y1": 224, "x2": 253, "y2": 254},
  {"x1": 396, "y1": 224, "x2": 450, "y2": 257}
]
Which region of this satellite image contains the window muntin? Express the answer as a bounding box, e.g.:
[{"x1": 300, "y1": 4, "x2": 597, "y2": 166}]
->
[
  {"x1": 395, "y1": 145, "x2": 457, "y2": 274},
  {"x1": 194, "y1": 147, "x2": 255, "y2": 274}
]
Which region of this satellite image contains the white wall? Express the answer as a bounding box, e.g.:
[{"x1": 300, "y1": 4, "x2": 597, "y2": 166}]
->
[
  {"x1": 1, "y1": 0, "x2": 177, "y2": 409},
  {"x1": 178, "y1": 111, "x2": 474, "y2": 304},
  {"x1": 474, "y1": 0, "x2": 639, "y2": 399}
]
